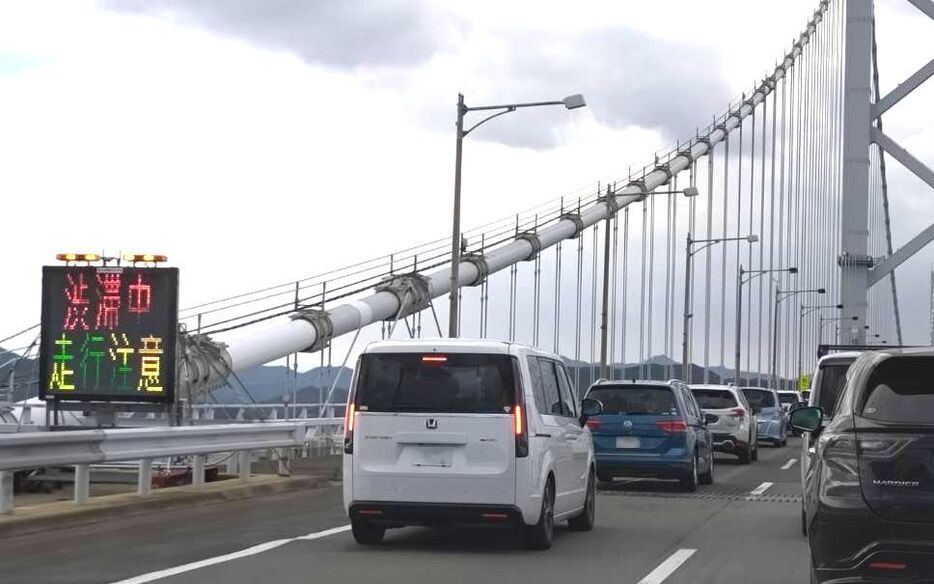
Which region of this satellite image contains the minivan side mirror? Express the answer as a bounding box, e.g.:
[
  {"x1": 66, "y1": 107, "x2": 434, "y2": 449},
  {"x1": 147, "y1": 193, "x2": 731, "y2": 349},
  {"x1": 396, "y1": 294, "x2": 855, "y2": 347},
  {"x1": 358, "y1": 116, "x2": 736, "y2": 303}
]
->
[
  {"x1": 752, "y1": 405, "x2": 763, "y2": 415},
  {"x1": 790, "y1": 406, "x2": 823, "y2": 432},
  {"x1": 580, "y1": 397, "x2": 603, "y2": 424},
  {"x1": 703, "y1": 413, "x2": 718, "y2": 426}
]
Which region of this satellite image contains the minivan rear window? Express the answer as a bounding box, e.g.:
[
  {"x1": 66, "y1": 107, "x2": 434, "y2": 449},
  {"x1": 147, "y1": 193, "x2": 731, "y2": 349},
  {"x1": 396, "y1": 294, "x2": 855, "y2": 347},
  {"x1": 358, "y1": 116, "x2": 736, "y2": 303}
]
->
[
  {"x1": 691, "y1": 389, "x2": 737, "y2": 409},
  {"x1": 586, "y1": 386, "x2": 679, "y2": 416},
  {"x1": 860, "y1": 357, "x2": 934, "y2": 424},
  {"x1": 742, "y1": 388, "x2": 777, "y2": 409},
  {"x1": 355, "y1": 353, "x2": 515, "y2": 413}
]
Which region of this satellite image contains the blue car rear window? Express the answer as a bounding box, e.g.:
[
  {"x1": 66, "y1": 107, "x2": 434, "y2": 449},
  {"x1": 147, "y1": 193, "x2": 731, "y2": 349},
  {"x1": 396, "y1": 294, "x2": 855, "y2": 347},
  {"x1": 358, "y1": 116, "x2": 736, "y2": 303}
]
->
[{"x1": 587, "y1": 386, "x2": 679, "y2": 416}]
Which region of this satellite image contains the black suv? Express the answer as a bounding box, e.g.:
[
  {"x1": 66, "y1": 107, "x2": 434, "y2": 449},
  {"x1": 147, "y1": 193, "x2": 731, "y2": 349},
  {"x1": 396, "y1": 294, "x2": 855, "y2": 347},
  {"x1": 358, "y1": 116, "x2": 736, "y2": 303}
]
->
[{"x1": 792, "y1": 348, "x2": 934, "y2": 583}]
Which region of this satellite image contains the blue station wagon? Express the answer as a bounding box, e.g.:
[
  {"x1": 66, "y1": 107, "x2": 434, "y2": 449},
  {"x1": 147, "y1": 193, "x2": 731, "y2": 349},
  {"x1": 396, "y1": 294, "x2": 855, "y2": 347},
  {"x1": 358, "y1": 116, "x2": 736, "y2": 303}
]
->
[{"x1": 584, "y1": 380, "x2": 714, "y2": 491}]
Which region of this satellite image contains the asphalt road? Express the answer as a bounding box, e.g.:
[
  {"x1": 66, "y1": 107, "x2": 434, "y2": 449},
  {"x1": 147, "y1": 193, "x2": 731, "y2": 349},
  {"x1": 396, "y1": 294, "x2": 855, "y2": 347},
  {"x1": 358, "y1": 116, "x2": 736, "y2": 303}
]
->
[{"x1": 1, "y1": 438, "x2": 809, "y2": 584}]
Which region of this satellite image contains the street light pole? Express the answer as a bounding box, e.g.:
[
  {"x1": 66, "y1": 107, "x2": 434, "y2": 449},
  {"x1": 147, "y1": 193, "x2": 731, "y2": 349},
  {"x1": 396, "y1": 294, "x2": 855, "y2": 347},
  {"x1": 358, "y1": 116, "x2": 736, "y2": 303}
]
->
[
  {"x1": 599, "y1": 201, "x2": 612, "y2": 379},
  {"x1": 447, "y1": 93, "x2": 586, "y2": 337},
  {"x1": 681, "y1": 234, "x2": 694, "y2": 382},
  {"x1": 448, "y1": 94, "x2": 466, "y2": 337}
]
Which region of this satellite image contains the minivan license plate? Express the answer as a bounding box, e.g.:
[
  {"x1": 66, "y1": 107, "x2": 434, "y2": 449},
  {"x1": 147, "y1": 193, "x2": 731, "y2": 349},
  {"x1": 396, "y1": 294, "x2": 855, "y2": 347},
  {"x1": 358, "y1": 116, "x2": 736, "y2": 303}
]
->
[
  {"x1": 616, "y1": 437, "x2": 640, "y2": 449},
  {"x1": 412, "y1": 448, "x2": 452, "y2": 467}
]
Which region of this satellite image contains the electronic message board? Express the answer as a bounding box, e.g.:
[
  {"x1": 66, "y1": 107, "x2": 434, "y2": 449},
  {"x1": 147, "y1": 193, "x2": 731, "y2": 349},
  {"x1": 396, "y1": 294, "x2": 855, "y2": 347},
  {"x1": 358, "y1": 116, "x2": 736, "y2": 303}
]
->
[{"x1": 38, "y1": 266, "x2": 178, "y2": 403}]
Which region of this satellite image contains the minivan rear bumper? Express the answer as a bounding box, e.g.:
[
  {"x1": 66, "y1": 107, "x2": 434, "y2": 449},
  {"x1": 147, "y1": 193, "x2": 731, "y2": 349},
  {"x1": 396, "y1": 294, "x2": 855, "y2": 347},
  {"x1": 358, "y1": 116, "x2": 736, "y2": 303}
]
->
[{"x1": 349, "y1": 501, "x2": 524, "y2": 527}]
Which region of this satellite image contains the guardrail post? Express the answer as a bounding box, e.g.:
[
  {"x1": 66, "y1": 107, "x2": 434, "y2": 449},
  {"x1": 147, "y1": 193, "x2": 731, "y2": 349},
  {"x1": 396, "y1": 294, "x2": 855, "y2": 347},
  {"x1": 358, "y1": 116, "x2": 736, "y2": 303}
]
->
[
  {"x1": 138, "y1": 458, "x2": 153, "y2": 496},
  {"x1": 192, "y1": 455, "x2": 206, "y2": 486},
  {"x1": 0, "y1": 470, "x2": 13, "y2": 514},
  {"x1": 238, "y1": 450, "x2": 250, "y2": 481},
  {"x1": 277, "y1": 448, "x2": 291, "y2": 476},
  {"x1": 74, "y1": 464, "x2": 90, "y2": 504}
]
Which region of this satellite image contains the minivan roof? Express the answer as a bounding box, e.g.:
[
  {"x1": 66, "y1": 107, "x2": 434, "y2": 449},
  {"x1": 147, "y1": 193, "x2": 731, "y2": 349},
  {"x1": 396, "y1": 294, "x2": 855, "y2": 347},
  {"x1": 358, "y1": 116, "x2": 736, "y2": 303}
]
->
[
  {"x1": 817, "y1": 351, "x2": 862, "y2": 364},
  {"x1": 590, "y1": 380, "x2": 674, "y2": 389},
  {"x1": 363, "y1": 338, "x2": 557, "y2": 356}
]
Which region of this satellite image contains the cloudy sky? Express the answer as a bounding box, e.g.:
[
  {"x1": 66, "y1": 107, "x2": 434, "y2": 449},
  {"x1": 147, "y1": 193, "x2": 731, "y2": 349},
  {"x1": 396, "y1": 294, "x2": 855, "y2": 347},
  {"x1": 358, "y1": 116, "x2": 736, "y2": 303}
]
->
[{"x1": 1, "y1": 0, "x2": 932, "y2": 371}]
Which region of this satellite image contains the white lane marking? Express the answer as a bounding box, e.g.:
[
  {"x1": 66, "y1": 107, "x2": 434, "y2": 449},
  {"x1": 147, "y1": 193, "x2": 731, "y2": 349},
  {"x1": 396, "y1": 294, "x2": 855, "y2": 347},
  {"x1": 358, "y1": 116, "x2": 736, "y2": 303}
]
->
[
  {"x1": 749, "y1": 482, "x2": 774, "y2": 496},
  {"x1": 111, "y1": 525, "x2": 351, "y2": 584},
  {"x1": 781, "y1": 458, "x2": 798, "y2": 470},
  {"x1": 636, "y1": 548, "x2": 697, "y2": 584}
]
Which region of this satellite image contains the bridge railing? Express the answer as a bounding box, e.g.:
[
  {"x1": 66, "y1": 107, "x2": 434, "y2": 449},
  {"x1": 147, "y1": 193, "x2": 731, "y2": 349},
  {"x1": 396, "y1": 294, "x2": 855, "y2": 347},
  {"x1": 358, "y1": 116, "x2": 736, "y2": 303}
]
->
[
  {"x1": 0, "y1": 418, "x2": 343, "y2": 514},
  {"x1": 190, "y1": 402, "x2": 347, "y2": 421}
]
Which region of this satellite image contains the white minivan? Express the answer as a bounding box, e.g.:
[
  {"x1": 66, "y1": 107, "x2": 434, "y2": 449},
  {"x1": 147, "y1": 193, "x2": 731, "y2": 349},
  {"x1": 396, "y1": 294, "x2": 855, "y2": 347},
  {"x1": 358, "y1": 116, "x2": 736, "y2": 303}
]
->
[{"x1": 342, "y1": 339, "x2": 603, "y2": 549}]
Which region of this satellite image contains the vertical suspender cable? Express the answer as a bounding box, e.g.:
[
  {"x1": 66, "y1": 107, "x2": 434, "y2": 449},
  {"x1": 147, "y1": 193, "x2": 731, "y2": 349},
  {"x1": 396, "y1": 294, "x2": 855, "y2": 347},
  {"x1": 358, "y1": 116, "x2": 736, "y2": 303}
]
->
[
  {"x1": 647, "y1": 188, "x2": 657, "y2": 379},
  {"x1": 591, "y1": 222, "x2": 599, "y2": 385},
  {"x1": 621, "y1": 207, "x2": 630, "y2": 378},
  {"x1": 662, "y1": 176, "x2": 678, "y2": 379},
  {"x1": 704, "y1": 137, "x2": 716, "y2": 383},
  {"x1": 640, "y1": 198, "x2": 648, "y2": 379},
  {"x1": 686, "y1": 162, "x2": 697, "y2": 377},
  {"x1": 669, "y1": 173, "x2": 679, "y2": 379},
  {"x1": 575, "y1": 220, "x2": 583, "y2": 388},
  {"x1": 610, "y1": 213, "x2": 620, "y2": 379},
  {"x1": 765, "y1": 78, "x2": 779, "y2": 386},
  {"x1": 720, "y1": 129, "x2": 731, "y2": 373},
  {"x1": 747, "y1": 102, "x2": 757, "y2": 376},
  {"x1": 554, "y1": 241, "x2": 562, "y2": 354}
]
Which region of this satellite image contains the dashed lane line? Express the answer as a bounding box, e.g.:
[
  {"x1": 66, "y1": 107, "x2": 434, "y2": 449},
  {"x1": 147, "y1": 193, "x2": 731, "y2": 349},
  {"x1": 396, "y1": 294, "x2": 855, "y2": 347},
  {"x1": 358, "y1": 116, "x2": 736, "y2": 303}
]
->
[
  {"x1": 636, "y1": 548, "x2": 698, "y2": 584},
  {"x1": 110, "y1": 525, "x2": 352, "y2": 584},
  {"x1": 749, "y1": 482, "x2": 773, "y2": 496},
  {"x1": 781, "y1": 459, "x2": 798, "y2": 470}
]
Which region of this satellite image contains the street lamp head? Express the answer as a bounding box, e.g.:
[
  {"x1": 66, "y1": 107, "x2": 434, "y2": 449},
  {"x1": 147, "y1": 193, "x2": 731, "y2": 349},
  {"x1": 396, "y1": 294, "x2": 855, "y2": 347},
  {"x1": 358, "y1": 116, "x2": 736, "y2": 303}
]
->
[
  {"x1": 682, "y1": 186, "x2": 700, "y2": 198},
  {"x1": 787, "y1": 267, "x2": 799, "y2": 274},
  {"x1": 562, "y1": 94, "x2": 586, "y2": 109},
  {"x1": 746, "y1": 234, "x2": 759, "y2": 243},
  {"x1": 817, "y1": 288, "x2": 826, "y2": 294}
]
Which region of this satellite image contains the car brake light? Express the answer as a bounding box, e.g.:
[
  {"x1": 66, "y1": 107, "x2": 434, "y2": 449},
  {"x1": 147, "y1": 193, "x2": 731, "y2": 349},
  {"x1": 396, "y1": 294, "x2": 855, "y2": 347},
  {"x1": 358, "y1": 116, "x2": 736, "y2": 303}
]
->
[
  {"x1": 729, "y1": 408, "x2": 746, "y2": 419},
  {"x1": 655, "y1": 420, "x2": 688, "y2": 433},
  {"x1": 514, "y1": 405, "x2": 523, "y2": 435},
  {"x1": 421, "y1": 354, "x2": 448, "y2": 364},
  {"x1": 869, "y1": 562, "x2": 906, "y2": 571},
  {"x1": 343, "y1": 402, "x2": 356, "y2": 454},
  {"x1": 585, "y1": 419, "x2": 602, "y2": 430}
]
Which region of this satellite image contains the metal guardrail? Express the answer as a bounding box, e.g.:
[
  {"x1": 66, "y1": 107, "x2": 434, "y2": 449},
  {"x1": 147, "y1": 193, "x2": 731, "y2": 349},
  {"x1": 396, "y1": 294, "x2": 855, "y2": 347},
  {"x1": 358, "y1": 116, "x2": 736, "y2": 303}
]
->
[{"x1": 0, "y1": 418, "x2": 343, "y2": 514}]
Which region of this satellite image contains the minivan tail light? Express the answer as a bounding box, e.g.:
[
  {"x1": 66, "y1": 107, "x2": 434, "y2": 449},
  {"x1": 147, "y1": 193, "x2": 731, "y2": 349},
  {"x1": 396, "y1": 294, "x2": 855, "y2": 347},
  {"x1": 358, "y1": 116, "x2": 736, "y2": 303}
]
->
[
  {"x1": 585, "y1": 419, "x2": 602, "y2": 430},
  {"x1": 421, "y1": 354, "x2": 448, "y2": 364},
  {"x1": 344, "y1": 402, "x2": 356, "y2": 454},
  {"x1": 656, "y1": 420, "x2": 688, "y2": 433},
  {"x1": 729, "y1": 408, "x2": 746, "y2": 420},
  {"x1": 514, "y1": 404, "x2": 529, "y2": 458}
]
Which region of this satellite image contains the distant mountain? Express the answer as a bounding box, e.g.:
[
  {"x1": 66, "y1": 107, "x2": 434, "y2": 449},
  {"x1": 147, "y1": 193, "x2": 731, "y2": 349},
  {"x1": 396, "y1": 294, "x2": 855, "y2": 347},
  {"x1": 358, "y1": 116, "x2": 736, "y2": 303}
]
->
[{"x1": 210, "y1": 365, "x2": 353, "y2": 405}]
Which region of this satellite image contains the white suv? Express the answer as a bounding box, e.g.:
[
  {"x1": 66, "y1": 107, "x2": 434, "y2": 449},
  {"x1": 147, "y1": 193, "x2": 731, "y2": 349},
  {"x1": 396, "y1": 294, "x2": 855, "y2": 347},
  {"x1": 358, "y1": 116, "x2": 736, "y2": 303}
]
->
[
  {"x1": 342, "y1": 339, "x2": 603, "y2": 549},
  {"x1": 689, "y1": 384, "x2": 759, "y2": 464}
]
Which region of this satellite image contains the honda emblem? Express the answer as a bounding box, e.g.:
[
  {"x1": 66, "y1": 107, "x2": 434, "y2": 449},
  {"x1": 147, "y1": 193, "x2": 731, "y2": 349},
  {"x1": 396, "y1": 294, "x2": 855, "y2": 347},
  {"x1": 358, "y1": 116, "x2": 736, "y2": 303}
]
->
[{"x1": 426, "y1": 418, "x2": 438, "y2": 430}]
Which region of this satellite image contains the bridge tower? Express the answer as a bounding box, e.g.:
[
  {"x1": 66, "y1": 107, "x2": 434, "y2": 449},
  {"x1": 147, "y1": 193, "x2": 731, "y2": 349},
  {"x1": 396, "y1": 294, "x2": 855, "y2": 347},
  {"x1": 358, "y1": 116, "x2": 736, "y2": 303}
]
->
[{"x1": 839, "y1": 0, "x2": 874, "y2": 345}]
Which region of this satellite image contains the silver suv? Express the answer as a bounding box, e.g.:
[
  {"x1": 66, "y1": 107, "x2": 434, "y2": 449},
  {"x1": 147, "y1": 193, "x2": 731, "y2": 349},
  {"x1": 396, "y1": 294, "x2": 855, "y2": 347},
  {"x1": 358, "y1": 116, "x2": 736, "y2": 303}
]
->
[{"x1": 689, "y1": 384, "x2": 758, "y2": 464}]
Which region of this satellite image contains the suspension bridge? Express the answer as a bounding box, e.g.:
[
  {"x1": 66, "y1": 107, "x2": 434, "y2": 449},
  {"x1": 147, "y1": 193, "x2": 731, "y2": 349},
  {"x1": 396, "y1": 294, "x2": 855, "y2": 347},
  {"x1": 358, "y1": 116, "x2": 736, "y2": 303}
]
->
[{"x1": 1, "y1": 0, "x2": 932, "y2": 582}]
